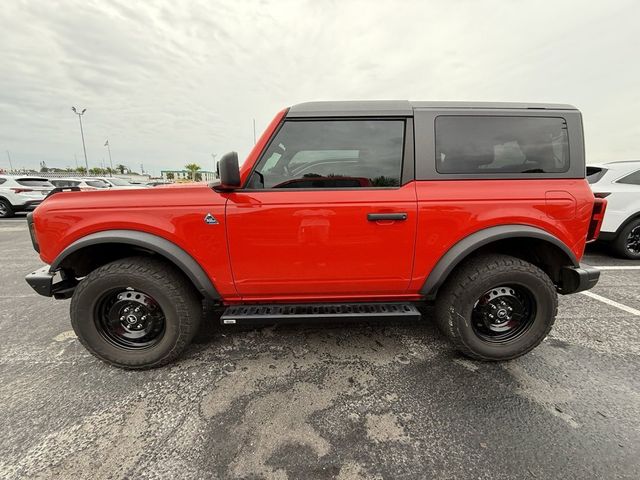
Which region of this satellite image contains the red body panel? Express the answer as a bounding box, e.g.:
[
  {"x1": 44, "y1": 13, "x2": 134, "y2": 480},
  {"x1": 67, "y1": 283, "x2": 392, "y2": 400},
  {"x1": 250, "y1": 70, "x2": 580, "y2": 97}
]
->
[
  {"x1": 224, "y1": 183, "x2": 418, "y2": 299},
  {"x1": 34, "y1": 184, "x2": 238, "y2": 299},
  {"x1": 407, "y1": 179, "x2": 593, "y2": 292},
  {"x1": 31, "y1": 108, "x2": 596, "y2": 305}
]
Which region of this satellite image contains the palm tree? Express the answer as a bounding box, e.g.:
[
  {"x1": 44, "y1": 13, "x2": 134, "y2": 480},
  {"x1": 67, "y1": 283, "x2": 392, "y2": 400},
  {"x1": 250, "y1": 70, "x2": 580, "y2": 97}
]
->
[
  {"x1": 116, "y1": 164, "x2": 127, "y2": 174},
  {"x1": 77, "y1": 166, "x2": 87, "y2": 175},
  {"x1": 185, "y1": 163, "x2": 201, "y2": 181}
]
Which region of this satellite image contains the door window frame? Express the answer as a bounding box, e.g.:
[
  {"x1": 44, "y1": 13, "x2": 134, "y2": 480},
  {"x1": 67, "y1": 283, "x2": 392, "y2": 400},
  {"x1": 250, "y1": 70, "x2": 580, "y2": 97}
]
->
[{"x1": 240, "y1": 116, "x2": 415, "y2": 191}]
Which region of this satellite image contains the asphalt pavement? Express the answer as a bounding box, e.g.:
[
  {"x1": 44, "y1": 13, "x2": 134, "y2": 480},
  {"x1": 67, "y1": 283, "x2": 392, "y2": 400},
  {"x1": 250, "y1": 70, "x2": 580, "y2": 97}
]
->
[{"x1": 0, "y1": 215, "x2": 638, "y2": 479}]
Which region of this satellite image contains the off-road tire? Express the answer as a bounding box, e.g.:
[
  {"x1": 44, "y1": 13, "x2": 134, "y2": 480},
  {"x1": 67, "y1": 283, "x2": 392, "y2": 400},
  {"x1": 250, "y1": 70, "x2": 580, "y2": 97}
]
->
[
  {"x1": 0, "y1": 199, "x2": 14, "y2": 218},
  {"x1": 612, "y1": 218, "x2": 640, "y2": 259},
  {"x1": 70, "y1": 256, "x2": 201, "y2": 369},
  {"x1": 434, "y1": 254, "x2": 557, "y2": 361}
]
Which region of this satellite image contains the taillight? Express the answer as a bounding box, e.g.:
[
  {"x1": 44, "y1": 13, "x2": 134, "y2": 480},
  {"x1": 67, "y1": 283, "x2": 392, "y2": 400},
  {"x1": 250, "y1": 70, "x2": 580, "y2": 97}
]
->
[
  {"x1": 26, "y1": 212, "x2": 39, "y2": 253},
  {"x1": 594, "y1": 192, "x2": 611, "y2": 198},
  {"x1": 587, "y1": 197, "x2": 607, "y2": 242},
  {"x1": 11, "y1": 188, "x2": 33, "y2": 194}
]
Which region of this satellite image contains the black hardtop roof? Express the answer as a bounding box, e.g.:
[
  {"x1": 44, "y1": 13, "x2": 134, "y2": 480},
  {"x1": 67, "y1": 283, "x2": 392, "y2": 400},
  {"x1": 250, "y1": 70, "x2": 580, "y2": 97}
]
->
[{"x1": 288, "y1": 100, "x2": 578, "y2": 117}]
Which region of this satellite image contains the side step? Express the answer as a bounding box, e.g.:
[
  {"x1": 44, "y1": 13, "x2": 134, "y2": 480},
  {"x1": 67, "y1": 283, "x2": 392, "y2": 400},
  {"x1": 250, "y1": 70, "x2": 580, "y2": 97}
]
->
[{"x1": 220, "y1": 302, "x2": 421, "y2": 325}]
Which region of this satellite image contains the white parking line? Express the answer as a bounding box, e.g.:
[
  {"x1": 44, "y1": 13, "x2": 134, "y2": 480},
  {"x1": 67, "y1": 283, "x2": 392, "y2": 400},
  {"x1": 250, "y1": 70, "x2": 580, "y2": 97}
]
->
[
  {"x1": 591, "y1": 266, "x2": 640, "y2": 271},
  {"x1": 580, "y1": 291, "x2": 640, "y2": 316}
]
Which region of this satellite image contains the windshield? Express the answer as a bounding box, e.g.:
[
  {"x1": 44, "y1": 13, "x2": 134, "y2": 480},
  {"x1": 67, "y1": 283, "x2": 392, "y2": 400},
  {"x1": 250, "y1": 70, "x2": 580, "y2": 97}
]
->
[
  {"x1": 85, "y1": 180, "x2": 109, "y2": 188},
  {"x1": 108, "y1": 178, "x2": 132, "y2": 186}
]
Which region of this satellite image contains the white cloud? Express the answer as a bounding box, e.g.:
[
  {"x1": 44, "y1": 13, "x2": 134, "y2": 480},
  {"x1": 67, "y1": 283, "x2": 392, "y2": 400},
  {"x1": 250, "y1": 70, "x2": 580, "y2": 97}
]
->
[{"x1": 1, "y1": 0, "x2": 639, "y2": 174}]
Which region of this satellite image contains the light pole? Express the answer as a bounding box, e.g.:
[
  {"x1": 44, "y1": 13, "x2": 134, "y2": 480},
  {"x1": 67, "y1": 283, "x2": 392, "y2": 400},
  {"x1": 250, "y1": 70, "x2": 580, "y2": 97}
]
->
[
  {"x1": 6, "y1": 150, "x2": 12, "y2": 171},
  {"x1": 104, "y1": 140, "x2": 114, "y2": 176},
  {"x1": 71, "y1": 107, "x2": 89, "y2": 171},
  {"x1": 253, "y1": 118, "x2": 257, "y2": 144}
]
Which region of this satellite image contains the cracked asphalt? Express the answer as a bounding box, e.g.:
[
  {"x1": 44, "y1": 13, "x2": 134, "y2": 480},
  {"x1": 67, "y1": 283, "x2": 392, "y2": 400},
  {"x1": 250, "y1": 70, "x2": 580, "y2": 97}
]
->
[{"x1": 1, "y1": 217, "x2": 639, "y2": 479}]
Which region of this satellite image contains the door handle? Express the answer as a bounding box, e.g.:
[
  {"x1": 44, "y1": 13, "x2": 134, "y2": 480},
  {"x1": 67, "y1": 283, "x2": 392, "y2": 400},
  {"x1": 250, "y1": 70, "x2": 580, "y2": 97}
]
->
[{"x1": 367, "y1": 213, "x2": 408, "y2": 221}]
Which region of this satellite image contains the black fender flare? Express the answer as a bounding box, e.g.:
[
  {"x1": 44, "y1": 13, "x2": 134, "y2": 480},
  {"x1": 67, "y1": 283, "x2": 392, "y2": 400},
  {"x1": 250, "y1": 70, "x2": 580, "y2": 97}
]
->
[
  {"x1": 420, "y1": 224, "x2": 579, "y2": 299},
  {"x1": 51, "y1": 229, "x2": 220, "y2": 300}
]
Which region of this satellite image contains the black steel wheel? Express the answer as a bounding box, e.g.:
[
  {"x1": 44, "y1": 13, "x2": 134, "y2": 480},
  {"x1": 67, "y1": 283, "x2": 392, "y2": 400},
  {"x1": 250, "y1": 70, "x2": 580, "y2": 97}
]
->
[
  {"x1": 613, "y1": 218, "x2": 640, "y2": 259},
  {"x1": 625, "y1": 225, "x2": 640, "y2": 256},
  {"x1": 0, "y1": 199, "x2": 14, "y2": 218},
  {"x1": 70, "y1": 256, "x2": 201, "y2": 369},
  {"x1": 95, "y1": 289, "x2": 166, "y2": 350},
  {"x1": 471, "y1": 285, "x2": 536, "y2": 343},
  {"x1": 435, "y1": 254, "x2": 557, "y2": 361}
]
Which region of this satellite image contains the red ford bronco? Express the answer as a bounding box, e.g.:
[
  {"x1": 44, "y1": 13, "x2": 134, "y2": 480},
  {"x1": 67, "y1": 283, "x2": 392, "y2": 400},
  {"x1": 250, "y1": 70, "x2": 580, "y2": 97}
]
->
[{"x1": 26, "y1": 101, "x2": 606, "y2": 369}]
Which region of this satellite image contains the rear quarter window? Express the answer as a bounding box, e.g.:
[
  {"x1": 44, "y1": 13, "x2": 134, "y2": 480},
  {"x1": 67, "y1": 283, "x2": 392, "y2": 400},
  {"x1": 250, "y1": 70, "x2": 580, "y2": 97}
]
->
[
  {"x1": 435, "y1": 116, "x2": 569, "y2": 174},
  {"x1": 16, "y1": 178, "x2": 53, "y2": 187},
  {"x1": 617, "y1": 169, "x2": 640, "y2": 185},
  {"x1": 586, "y1": 166, "x2": 608, "y2": 184}
]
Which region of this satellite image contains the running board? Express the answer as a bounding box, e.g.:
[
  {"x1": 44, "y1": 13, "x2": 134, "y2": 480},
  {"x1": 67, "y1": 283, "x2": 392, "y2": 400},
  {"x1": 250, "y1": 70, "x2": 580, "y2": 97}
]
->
[{"x1": 220, "y1": 302, "x2": 421, "y2": 325}]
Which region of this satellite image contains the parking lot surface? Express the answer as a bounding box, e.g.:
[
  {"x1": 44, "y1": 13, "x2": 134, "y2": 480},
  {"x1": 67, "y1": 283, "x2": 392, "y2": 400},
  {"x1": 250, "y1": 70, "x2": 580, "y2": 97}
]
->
[{"x1": 1, "y1": 216, "x2": 639, "y2": 479}]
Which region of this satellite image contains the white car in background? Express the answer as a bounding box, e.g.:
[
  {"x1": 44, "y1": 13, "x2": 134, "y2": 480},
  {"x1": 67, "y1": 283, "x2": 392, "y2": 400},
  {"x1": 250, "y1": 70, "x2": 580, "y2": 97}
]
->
[
  {"x1": 588, "y1": 160, "x2": 640, "y2": 259},
  {"x1": 0, "y1": 175, "x2": 54, "y2": 218},
  {"x1": 50, "y1": 178, "x2": 110, "y2": 191},
  {"x1": 93, "y1": 177, "x2": 149, "y2": 189}
]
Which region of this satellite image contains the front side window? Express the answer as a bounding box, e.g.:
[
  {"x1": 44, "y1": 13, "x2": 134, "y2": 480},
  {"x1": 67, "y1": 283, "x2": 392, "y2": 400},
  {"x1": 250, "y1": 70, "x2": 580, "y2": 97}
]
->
[
  {"x1": 435, "y1": 116, "x2": 569, "y2": 174},
  {"x1": 617, "y1": 169, "x2": 640, "y2": 185},
  {"x1": 248, "y1": 120, "x2": 405, "y2": 189}
]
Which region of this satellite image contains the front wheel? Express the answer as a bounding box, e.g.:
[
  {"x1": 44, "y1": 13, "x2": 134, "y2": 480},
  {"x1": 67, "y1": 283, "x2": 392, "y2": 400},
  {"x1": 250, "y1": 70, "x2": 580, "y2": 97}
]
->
[
  {"x1": 70, "y1": 256, "x2": 201, "y2": 369},
  {"x1": 435, "y1": 254, "x2": 557, "y2": 361}
]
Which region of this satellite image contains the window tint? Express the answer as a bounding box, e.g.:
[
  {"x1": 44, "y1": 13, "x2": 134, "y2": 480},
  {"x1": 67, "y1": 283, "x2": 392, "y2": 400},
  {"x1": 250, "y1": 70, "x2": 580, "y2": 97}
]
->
[
  {"x1": 617, "y1": 169, "x2": 640, "y2": 185},
  {"x1": 0, "y1": 178, "x2": 6, "y2": 185},
  {"x1": 248, "y1": 120, "x2": 405, "y2": 189},
  {"x1": 435, "y1": 116, "x2": 569, "y2": 174},
  {"x1": 16, "y1": 178, "x2": 54, "y2": 187}
]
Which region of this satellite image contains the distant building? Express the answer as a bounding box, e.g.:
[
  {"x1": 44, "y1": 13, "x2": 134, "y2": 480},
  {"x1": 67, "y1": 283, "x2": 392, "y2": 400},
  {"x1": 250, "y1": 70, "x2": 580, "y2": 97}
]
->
[{"x1": 160, "y1": 170, "x2": 217, "y2": 182}]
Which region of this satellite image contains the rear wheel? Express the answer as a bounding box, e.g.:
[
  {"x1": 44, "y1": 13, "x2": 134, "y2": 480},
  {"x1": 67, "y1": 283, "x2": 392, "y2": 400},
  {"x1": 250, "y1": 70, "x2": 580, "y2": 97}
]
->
[
  {"x1": 612, "y1": 218, "x2": 640, "y2": 259},
  {"x1": 0, "y1": 199, "x2": 14, "y2": 218},
  {"x1": 70, "y1": 256, "x2": 201, "y2": 369},
  {"x1": 435, "y1": 254, "x2": 557, "y2": 360}
]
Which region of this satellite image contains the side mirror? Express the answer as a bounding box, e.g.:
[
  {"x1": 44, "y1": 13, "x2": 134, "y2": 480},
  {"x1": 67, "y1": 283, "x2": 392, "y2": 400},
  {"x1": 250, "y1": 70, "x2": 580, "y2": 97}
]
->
[{"x1": 218, "y1": 151, "x2": 241, "y2": 190}]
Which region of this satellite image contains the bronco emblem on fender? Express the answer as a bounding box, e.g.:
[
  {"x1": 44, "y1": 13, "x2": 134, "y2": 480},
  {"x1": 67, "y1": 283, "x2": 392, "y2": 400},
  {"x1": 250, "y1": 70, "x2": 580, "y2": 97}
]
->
[{"x1": 204, "y1": 213, "x2": 218, "y2": 224}]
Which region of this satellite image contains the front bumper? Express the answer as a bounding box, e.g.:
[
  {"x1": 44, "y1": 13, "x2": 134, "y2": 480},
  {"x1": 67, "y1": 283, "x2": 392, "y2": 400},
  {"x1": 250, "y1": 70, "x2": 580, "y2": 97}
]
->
[
  {"x1": 25, "y1": 266, "x2": 77, "y2": 299},
  {"x1": 560, "y1": 266, "x2": 600, "y2": 294}
]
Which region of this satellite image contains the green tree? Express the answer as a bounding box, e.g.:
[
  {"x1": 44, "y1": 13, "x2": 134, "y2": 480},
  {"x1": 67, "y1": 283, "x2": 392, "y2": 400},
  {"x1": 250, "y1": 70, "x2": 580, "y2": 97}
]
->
[
  {"x1": 166, "y1": 172, "x2": 175, "y2": 180},
  {"x1": 185, "y1": 163, "x2": 201, "y2": 181},
  {"x1": 116, "y1": 164, "x2": 128, "y2": 174},
  {"x1": 77, "y1": 166, "x2": 87, "y2": 175},
  {"x1": 89, "y1": 167, "x2": 105, "y2": 175}
]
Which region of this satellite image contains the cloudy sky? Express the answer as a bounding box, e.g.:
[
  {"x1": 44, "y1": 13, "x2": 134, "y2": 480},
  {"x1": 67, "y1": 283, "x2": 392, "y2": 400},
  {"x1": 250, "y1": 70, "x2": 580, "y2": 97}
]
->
[{"x1": 1, "y1": 0, "x2": 639, "y2": 175}]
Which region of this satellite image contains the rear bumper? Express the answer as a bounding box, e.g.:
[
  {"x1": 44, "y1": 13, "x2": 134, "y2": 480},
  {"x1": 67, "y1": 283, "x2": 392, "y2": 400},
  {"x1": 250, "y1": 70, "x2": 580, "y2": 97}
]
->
[
  {"x1": 13, "y1": 200, "x2": 43, "y2": 212},
  {"x1": 25, "y1": 266, "x2": 77, "y2": 299},
  {"x1": 560, "y1": 266, "x2": 600, "y2": 294}
]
